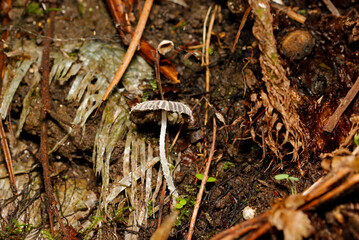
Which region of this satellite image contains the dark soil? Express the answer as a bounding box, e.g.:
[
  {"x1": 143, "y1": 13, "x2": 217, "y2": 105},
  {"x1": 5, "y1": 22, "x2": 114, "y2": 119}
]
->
[{"x1": 2, "y1": 0, "x2": 359, "y2": 239}]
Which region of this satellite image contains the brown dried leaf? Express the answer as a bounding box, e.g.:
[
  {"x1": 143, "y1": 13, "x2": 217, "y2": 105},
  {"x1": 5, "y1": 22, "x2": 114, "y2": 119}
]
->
[{"x1": 269, "y1": 208, "x2": 312, "y2": 240}]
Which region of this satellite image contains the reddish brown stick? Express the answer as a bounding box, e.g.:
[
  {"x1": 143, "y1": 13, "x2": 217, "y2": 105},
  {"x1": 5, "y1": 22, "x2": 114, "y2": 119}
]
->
[
  {"x1": 231, "y1": 6, "x2": 252, "y2": 53},
  {"x1": 323, "y1": 76, "x2": 359, "y2": 132},
  {"x1": 101, "y1": 0, "x2": 154, "y2": 103},
  {"x1": 187, "y1": 118, "x2": 217, "y2": 240},
  {"x1": 105, "y1": 0, "x2": 179, "y2": 84},
  {"x1": 0, "y1": 0, "x2": 17, "y2": 194},
  {"x1": 39, "y1": 4, "x2": 69, "y2": 238}
]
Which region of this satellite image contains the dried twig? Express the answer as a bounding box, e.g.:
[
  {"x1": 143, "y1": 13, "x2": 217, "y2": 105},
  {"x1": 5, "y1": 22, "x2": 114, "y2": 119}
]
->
[
  {"x1": 0, "y1": 0, "x2": 17, "y2": 194},
  {"x1": 322, "y1": 0, "x2": 340, "y2": 16},
  {"x1": 102, "y1": 0, "x2": 154, "y2": 103},
  {"x1": 323, "y1": 76, "x2": 359, "y2": 132},
  {"x1": 231, "y1": 6, "x2": 252, "y2": 52},
  {"x1": 106, "y1": 0, "x2": 179, "y2": 84},
  {"x1": 204, "y1": 5, "x2": 219, "y2": 126},
  {"x1": 39, "y1": 4, "x2": 69, "y2": 238},
  {"x1": 187, "y1": 118, "x2": 217, "y2": 240},
  {"x1": 270, "y1": 2, "x2": 306, "y2": 24}
]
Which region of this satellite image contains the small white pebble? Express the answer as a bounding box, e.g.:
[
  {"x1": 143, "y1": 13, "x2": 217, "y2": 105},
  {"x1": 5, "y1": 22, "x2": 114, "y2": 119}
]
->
[{"x1": 243, "y1": 206, "x2": 256, "y2": 220}]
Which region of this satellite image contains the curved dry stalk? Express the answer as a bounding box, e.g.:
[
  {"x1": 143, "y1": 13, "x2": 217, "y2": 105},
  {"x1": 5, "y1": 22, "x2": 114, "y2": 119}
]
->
[
  {"x1": 101, "y1": 0, "x2": 154, "y2": 103},
  {"x1": 231, "y1": 6, "x2": 252, "y2": 52},
  {"x1": 204, "y1": 5, "x2": 219, "y2": 126},
  {"x1": 187, "y1": 118, "x2": 217, "y2": 240},
  {"x1": 0, "y1": 0, "x2": 17, "y2": 194}
]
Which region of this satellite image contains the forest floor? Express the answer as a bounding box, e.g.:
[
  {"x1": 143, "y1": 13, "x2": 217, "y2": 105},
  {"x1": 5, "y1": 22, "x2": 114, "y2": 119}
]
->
[{"x1": 0, "y1": 0, "x2": 359, "y2": 239}]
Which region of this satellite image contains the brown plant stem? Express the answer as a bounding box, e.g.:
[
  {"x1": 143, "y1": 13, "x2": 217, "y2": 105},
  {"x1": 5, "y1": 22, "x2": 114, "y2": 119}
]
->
[
  {"x1": 323, "y1": 76, "x2": 359, "y2": 132},
  {"x1": 231, "y1": 6, "x2": 252, "y2": 52},
  {"x1": 187, "y1": 118, "x2": 217, "y2": 240},
  {"x1": 0, "y1": 0, "x2": 17, "y2": 194},
  {"x1": 270, "y1": 2, "x2": 306, "y2": 24},
  {"x1": 106, "y1": 0, "x2": 179, "y2": 85},
  {"x1": 40, "y1": 4, "x2": 69, "y2": 238},
  {"x1": 322, "y1": 0, "x2": 340, "y2": 16},
  {"x1": 101, "y1": 0, "x2": 154, "y2": 103}
]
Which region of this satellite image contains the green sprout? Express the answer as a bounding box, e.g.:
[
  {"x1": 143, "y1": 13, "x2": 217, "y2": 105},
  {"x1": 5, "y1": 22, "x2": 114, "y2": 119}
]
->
[
  {"x1": 354, "y1": 133, "x2": 359, "y2": 146},
  {"x1": 40, "y1": 229, "x2": 54, "y2": 240},
  {"x1": 175, "y1": 198, "x2": 187, "y2": 209},
  {"x1": 27, "y1": 3, "x2": 44, "y2": 16},
  {"x1": 195, "y1": 173, "x2": 217, "y2": 183},
  {"x1": 150, "y1": 78, "x2": 157, "y2": 91},
  {"x1": 223, "y1": 162, "x2": 235, "y2": 170},
  {"x1": 275, "y1": 174, "x2": 299, "y2": 195}
]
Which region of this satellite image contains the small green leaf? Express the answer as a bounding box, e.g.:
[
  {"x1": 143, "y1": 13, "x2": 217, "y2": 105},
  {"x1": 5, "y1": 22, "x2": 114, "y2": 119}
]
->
[
  {"x1": 175, "y1": 203, "x2": 183, "y2": 209},
  {"x1": 354, "y1": 133, "x2": 359, "y2": 146},
  {"x1": 208, "y1": 47, "x2": 213, "y2": 55},
  {"x1": 288, "y1": 176, "x2": 299, "y2": 181},
  {"x1": 207, "y1": 177, "x2": 217, "y2": 182},
  {"x1": 179, "y1": 199, "x2": 187, "y2": 206},
  {"x1": 274, "y1": 174, "x2": 289, "y2": 180},
  {"x1": 195, "y1": 173, "x2": 204, "y2": 180}
]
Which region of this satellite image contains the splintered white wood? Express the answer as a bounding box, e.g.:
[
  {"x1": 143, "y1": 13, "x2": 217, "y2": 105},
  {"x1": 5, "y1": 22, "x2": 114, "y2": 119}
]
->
[{"x1": 130, "y1": 100, "x2": 194, "y2": 123}]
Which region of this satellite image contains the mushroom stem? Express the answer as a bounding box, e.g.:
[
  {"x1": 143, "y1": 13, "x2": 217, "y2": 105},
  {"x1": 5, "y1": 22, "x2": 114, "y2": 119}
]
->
[{"x1": 159, "y1": 110, "x2": 178, "y2": 197}]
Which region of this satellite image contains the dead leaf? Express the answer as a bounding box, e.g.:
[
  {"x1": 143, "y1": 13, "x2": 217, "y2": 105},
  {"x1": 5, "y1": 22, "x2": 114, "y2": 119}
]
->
[{"x1": 269, "y1": 208, "x2": 313, "y2": 240}]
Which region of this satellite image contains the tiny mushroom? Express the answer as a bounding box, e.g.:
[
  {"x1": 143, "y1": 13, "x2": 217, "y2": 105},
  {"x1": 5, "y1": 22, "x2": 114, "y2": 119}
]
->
[{"x1": 130, "y1": 100, "x2": 194, "y2": 197}]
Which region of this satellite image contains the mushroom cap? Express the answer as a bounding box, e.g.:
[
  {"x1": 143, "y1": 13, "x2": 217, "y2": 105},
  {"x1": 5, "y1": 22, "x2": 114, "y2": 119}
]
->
[{"x1": 130, "y1": 100, "x2": 194, "y2": 125}]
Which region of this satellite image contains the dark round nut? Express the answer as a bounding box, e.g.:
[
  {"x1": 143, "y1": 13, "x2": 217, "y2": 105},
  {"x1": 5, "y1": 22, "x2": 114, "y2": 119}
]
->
[{"x1": 281, "y1": 30, "x2": 315, "y2": 60}]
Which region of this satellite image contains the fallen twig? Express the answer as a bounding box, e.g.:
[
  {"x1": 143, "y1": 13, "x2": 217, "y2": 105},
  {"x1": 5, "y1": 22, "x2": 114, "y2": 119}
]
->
[
  {"x1": 231, "y1": 6, "x2": 252, "y2": 52},
  {"x1": 0, "y1": 0, "x2": 17, "y2": 195},
  {"x1": 322, "y1": 0, "x2": 340, "y2": 16},
  {"x1": 323, "y1": 76, "x2": 359, "y2": 132},
  {"x1": 187, "y1": 118, "x2": 217, "y2": 240},
  {"x1": 102, "y1": 0, "x2": 154, "y2": 103},
  {"x1": 204, "y1": 5, "x2": 219, "y2": 126},
  {"x1": 270, "y1": 2, "x2": 306, "y2": 24},
  {"x1": 39, "y1": 3, "x2": 69, "y2": 238}
]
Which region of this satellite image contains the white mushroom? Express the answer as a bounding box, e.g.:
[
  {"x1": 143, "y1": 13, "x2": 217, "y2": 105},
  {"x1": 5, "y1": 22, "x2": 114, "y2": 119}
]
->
[{"x1": 130, "y1": 100, "x2": 193, "y2": 197}]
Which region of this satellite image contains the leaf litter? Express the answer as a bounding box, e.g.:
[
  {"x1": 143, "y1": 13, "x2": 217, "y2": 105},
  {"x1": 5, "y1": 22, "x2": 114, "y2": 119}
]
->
[{"x1": 0, "y1": 39, "x2": 162, "y2": 237}]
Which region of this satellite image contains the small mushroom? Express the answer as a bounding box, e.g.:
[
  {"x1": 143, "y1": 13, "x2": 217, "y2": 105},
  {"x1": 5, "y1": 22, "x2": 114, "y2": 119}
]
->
[{"x1": 130, "y1": 100, "x2": 193, "y2": 197}]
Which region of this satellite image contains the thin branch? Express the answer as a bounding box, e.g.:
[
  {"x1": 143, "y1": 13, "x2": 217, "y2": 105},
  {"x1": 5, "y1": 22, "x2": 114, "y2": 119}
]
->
[
  {"x1": 322, "y1": 0, "x2": 340, "y2": 16},
  {"x1": 101, "y1": 0, "x2": 154, "y2": 103},
  {"x1": 187, "y1": 118, "x2": 217, "y2": 240},
  {"x1": 204, "y1": 5, "x2": 218, "y2": 126},
  {"x1": 39, "y1": 4, "x2": 69, "y2": 238},
  {"x1": 231, "y1": 6, "x2": 252, "y2": 53},
  {"x1": 323, "y1": 76, "x2": 359, "y2": 132},
  {"x1": 270, "y1": 2, "x2": 306, "y2": 24},
  {"x1": 0, "y1": 0, "x2": 17, "y2": 195},
  {"x1": 0, "y1": 121, "x2": 16, "y2": 193}
]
